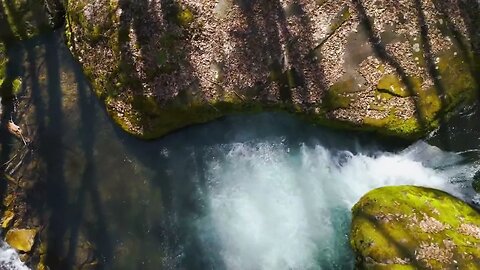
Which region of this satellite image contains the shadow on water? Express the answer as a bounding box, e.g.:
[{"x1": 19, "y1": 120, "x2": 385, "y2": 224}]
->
[
  {"x1": 63, "y1": 44, "x2": 113, "y2": 268},
  {"x1": 0, "y1": 3, "x2": 29, "y2": 226},
  {"x1": 6, "y1": 31, "x2": 114, "y2": 269}
]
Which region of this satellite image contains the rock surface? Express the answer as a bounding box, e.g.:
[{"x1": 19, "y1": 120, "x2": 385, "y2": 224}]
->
[
  {"x1": 5, "y1": 228, "x2": 37, "y2": 252},
  {"x1": 350, "y1": 185, "x2": 480, "y2": 269},
  {"x1": 65, "y1": 0, "x2": 480, "y2": 139}
]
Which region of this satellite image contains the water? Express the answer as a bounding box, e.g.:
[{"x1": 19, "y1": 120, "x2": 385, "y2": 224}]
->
[
  {"x1": 0, "y1": 243, "x2": 29, "y2": 270},
  {"x1": 1, "y1": 32, "x2": 479, "y2": 269},
  {"x1": 194, "y1": 140, "x2": 476, "y2": 270}
]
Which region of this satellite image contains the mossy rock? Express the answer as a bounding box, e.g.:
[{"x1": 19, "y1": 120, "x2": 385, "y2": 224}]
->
[
  {"x1": 5, "y1": 228, "x2": 37, "y2": 252},
  {"x1": 376, "y1": 74, "x2": 416, "y2": 98},
  {"x1": 363, "y1": 48, "x2": 476, "y2": 140},
  {"x1": 324, "y1": 78, "x2": 357, "y2": 110},
  {"x1": 350, "y1": 185, "x2": 480, "y2": 269},
  {"x1": 64, "y1": 1, "x2": 478, "y2": 140}
]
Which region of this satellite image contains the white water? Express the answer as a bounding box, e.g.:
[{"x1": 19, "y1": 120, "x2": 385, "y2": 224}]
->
[
  {"x1": 0, "y1": 242, "x2": 29, "y2": 270},
  {"x1": 198, "y1": 140, "x2": 478, "y2": 270}
]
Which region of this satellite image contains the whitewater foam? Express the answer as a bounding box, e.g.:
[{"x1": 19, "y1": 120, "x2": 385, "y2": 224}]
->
[
  {"x1": 198, "y1": 140, "x2": 477, "y2": 270},
  {"x1": 0, "y1": 242, "x2": 29, "y2": 270}
]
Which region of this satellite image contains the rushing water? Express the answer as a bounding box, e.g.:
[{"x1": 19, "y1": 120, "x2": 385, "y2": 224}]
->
[
  {"x1": 193, "y1": 139, "x2": 477, "y2": 270},
  {"x1": 0, "y1": 243, "x2": 29, "y2": 270},
  {"x1": 0, "y1": 32, "x2": 479, "y2": 269}
]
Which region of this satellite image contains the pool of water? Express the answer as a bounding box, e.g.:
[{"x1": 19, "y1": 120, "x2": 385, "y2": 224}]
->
[{"x1": 1, "y1": 32, "x2": 479, "y2": 270}]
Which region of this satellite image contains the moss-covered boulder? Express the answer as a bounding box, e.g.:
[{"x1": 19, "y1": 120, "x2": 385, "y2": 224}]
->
[
  {"x1": 5, "y1": 228, "x2": 37, "y2": 252},
  {"x1": 0, "y1": 0, "x2": 64, "y2": 42},
  {"x1": 350, "y1": 185, "x2": 480, "y2": 269},
  {"x1": 65, "y1": 1, "x2": 479, "y2": 139}
]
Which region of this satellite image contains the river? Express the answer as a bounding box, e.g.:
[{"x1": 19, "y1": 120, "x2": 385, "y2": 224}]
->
[{"x1": 0, "y1": 31, "x2": 479, "y2": 270}]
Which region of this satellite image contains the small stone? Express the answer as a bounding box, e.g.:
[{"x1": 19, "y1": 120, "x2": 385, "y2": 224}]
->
[
  {"x1": 3, "y1": 195, "x2": 14, "y2": 207},
  {"x1": 1, "y1": 211, "x2": 14, "y2": 228},
  {"x1": 413, "y1": 43, "x2": 420, "y2": 52},
  {"x1": 5, "y1": 229, "x2": 37, "y2": 252}
]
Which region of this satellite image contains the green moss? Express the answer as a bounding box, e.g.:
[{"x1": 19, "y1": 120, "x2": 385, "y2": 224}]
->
[
  {"x1": 108, "y1": 95, "x2": 270, "y2": 139},
  {"x1": 436, "y1": 49, "x2": 478, "y2": 112},
  {"x1": 376, "y1": 74, "x2": 417, "y2": 98},
  {"x1": 362, "y1": 46, "x2": 476, "y2": 140},
  {"x1": 11, "y1": 77, "x2": 21, "y2": 94},
  {"x1": 0, "y1": 45, "x2": 22, "y2": 97},
  {"x1": 363, "y1": 110, "x2": 427, "y2": 140},
  {"x1": 176, "y1": 8, "x2": 194, "y2": 27},
  {"x1": 323, "y1": 79, "x2": 355, "y2": 110},
  {"x1": 351, "y1": 185, "x2": 480, "y2": 269}
]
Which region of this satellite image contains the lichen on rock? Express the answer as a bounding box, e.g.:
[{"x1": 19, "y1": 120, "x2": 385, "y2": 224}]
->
[{"x1": 350, "y1": 185, "x2": 480, "y2": 269}]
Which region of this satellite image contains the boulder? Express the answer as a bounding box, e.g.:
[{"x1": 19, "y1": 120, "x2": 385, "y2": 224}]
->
[
  {"x1": 65, "y1": 0, "x2": 479, "y2": 139},
  {"x1": 350, "y1": 185, "x2": 480, "y2": 269},
  {"x1": 5, "y1": 228, "x2": 37, "y2": 252}
]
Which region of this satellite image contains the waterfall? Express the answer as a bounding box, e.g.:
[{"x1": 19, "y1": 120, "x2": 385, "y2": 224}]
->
[
  {"x1": 197, "y1": 140, "x2": 477, "y2": 270},
  {"x1": 0, "y1": 242, "x2": 29, "y2": 270}
]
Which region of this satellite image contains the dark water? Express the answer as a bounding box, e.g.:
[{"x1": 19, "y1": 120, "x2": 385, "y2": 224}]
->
[{"x1": 3, "y1": 32, "x2": 479, "y2": 269}]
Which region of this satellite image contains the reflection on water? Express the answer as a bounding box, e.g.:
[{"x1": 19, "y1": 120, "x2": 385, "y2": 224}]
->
[{"x1": 1, "y1": 32, "x2": 479, "y2": 269}]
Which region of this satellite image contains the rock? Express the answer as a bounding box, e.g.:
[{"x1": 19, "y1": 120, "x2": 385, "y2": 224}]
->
[
  {"x1": 1, "y1": 210, "x2": 14, "y2": 228},
  {"x1": 65, "y1": 0, "x2": 479, "y2": 139},
  {"x1": 350, "y1": 185, "x2": 480, "y2": 269},
  {"x1": 5, "y1": 228, "x2": 37, "y2": 252},
  {"x1": 473, "y1": 171, "x2": 480, "y2": 193}
]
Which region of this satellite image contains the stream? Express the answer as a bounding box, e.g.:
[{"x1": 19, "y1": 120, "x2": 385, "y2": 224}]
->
[{"x1": 0, "y1": 32, "x2": 479, "y2": 270}]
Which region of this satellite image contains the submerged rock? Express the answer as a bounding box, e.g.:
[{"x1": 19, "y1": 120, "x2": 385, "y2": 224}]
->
[
  {"x1": 350, "y1": 185, "x2": 480, "y2": 269},
  {"x1": 5, "y1": 228, "x2": 37, "y2": 252},
  {"x1": 65, "y1": 0, "x2": 479, "y2": 139},
  {"x1": 473, "y1": 171, "x2": 480, "y2": 193}
]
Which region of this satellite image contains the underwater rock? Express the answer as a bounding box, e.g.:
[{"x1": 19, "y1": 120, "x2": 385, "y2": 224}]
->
[
  {"x1": 65, "y1": 0, "x2": 479, "y2": 139},
  {"x1": 5, "y1": 228, "x2": 37, "y2": 252},
  {"x1": 350, "y1": 185, "x2": 480, "y2": 269},
  {"x1": 473, "y1": 171, "x2": 480, "y2": 193}
]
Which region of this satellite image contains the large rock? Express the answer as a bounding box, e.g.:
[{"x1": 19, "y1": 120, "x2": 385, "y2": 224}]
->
[
  {"x1": 65, "y1": 0, "x2": 479, "y2": 139},
  {"x1": 350, "y1": 185, "x2": 480, "y2": 269},
  {"x1": 5, "y1": 228, "x2": 37, "y2": 252}
]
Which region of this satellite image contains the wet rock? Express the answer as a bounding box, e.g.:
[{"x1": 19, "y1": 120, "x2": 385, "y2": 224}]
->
[
  {"x1": 5, "y1": 228, "x2": 37, "y2": 252},
  {"x1": 350, "y1": 186, "x2": 480, "y2": 269}
]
